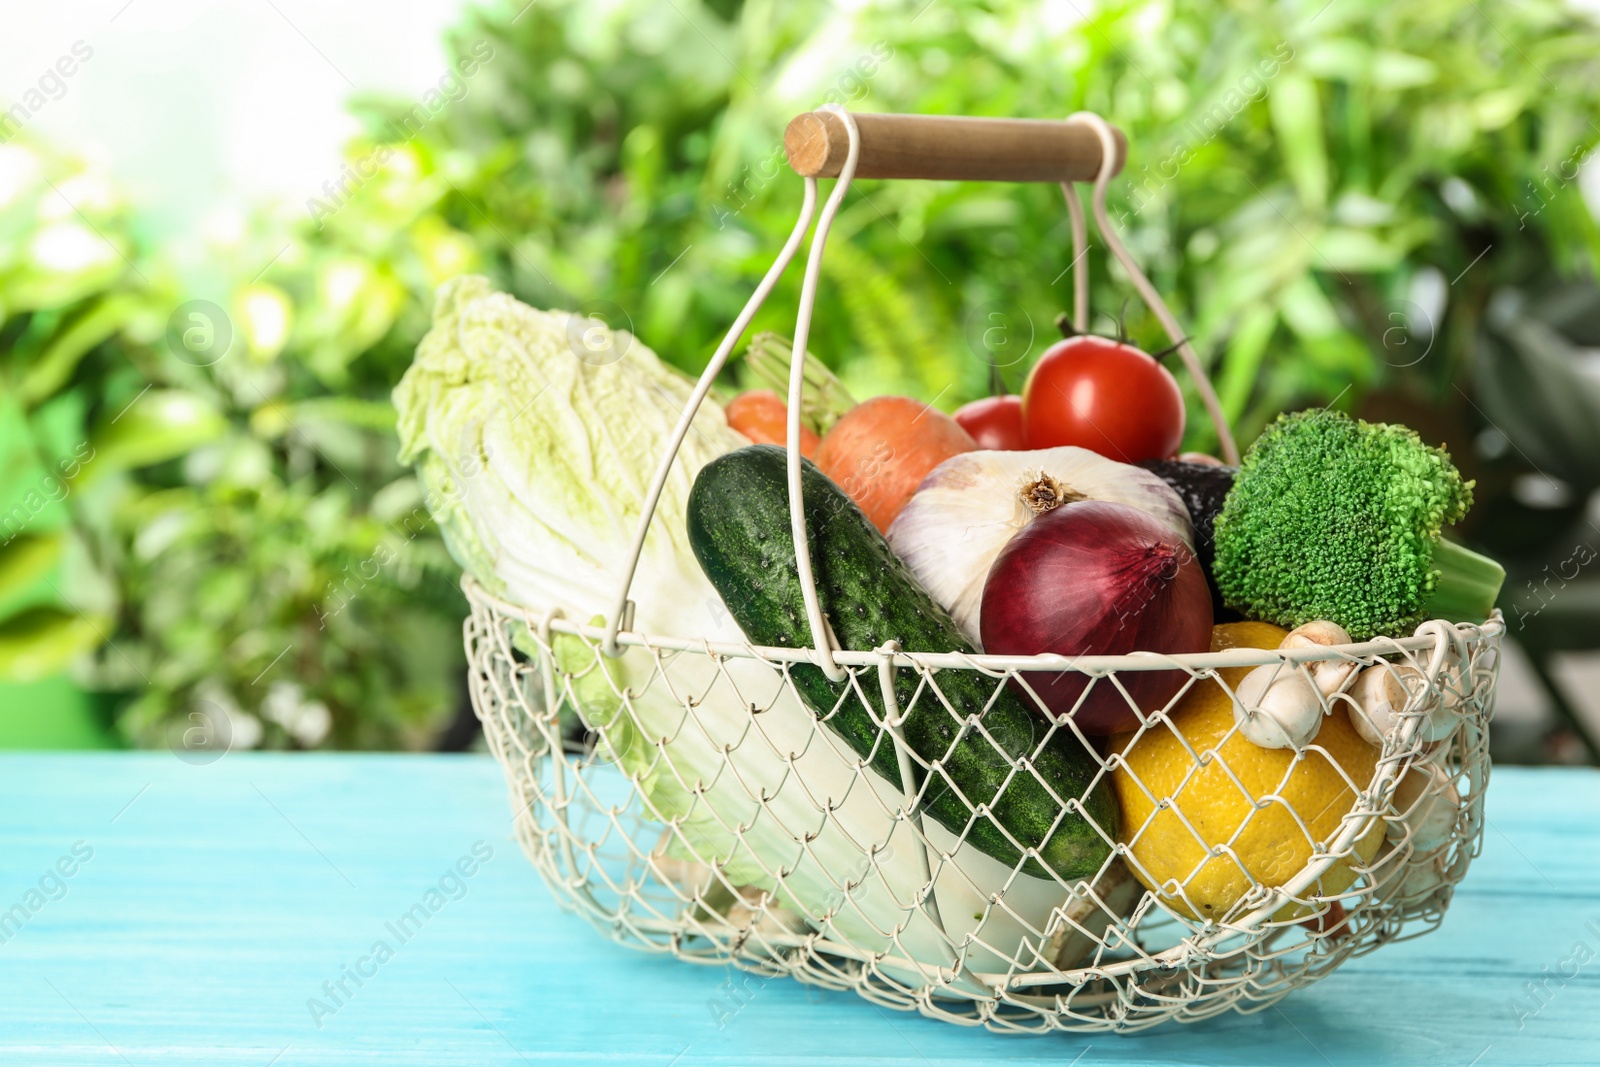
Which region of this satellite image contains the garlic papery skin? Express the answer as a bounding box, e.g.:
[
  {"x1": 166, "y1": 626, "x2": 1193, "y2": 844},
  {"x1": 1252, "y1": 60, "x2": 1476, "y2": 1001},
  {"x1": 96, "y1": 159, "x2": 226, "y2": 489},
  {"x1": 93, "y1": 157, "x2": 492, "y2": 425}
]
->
[
  {"x1": 886, "y1": 447, "x2": 1194, "y2": 646},
  {"x1": 1281, "y1": 621, "x2": 1358, "y2": 697},
  {"x1": 1346, "y1": 663, "x2": 1455, "y2": 747},
  {"x1": 1232, "y1": 664, "x2": 1325, "y2": 749}
]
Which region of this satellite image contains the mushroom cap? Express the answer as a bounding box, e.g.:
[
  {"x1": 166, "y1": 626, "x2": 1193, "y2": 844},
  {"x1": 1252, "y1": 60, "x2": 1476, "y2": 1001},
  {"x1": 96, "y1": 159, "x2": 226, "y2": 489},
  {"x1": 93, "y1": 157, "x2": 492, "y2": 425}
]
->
[{"x1": 1233, "y1": 665, "x2": 1324, "y2": 749}]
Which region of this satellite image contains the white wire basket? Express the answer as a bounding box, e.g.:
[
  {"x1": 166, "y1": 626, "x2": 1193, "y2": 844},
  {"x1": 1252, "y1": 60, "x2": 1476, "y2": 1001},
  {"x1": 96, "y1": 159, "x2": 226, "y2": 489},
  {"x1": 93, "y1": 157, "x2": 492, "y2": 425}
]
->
[{"x1": 463, "y1": 108, "x2": 1503, "y2": 1034}]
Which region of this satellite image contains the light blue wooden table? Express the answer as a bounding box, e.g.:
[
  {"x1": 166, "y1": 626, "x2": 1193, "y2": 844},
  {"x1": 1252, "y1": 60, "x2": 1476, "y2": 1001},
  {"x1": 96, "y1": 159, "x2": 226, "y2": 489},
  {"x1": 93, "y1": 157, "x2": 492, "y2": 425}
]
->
[{"x1": 0, "y1": 753, "x2": 1594, "y2": 1065}]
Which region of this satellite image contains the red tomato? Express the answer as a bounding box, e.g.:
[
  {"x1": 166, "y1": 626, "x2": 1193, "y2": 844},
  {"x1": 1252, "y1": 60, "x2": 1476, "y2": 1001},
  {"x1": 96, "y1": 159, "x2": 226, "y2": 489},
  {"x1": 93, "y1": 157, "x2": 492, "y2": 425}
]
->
[
  {"x1": 1021, "y1": 336, "x2": 1185, "y2": 461},
  {"x1": 953, "y1": 395, "x2": 1026, "y2": 450}
]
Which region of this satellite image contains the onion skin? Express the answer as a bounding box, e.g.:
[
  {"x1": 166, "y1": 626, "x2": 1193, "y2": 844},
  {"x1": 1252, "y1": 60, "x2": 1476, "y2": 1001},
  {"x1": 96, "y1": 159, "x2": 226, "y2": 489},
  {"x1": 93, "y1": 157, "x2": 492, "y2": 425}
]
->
[{"x1": 979, "y1": 500, "x2": 1214, "y2": 734}]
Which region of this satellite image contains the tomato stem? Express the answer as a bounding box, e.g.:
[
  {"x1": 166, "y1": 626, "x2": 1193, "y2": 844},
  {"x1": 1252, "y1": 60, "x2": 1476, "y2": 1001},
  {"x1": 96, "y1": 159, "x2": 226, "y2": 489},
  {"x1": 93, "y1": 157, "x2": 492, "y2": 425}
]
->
[
  {"x1": 1149, "y1": 337, "x2": 1191, "y2": 363},
  {"x1": 989, "y1": 359, "x2": 1007, "y2": 397}
]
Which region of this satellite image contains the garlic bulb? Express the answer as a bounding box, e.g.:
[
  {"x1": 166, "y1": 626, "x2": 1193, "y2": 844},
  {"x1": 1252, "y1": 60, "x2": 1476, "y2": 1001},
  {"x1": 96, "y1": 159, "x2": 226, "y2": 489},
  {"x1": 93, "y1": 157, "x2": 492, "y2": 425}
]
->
[{"x1": 885, "y1": 447, "x2": 1193, "y2": 646}]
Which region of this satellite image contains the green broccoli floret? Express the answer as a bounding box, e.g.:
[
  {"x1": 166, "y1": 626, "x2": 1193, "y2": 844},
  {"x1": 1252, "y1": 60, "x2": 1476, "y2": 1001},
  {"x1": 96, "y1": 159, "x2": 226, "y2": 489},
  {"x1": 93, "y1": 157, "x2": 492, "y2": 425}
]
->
[{"x1": 1212, "y1": 409, "x2": 1505, "y2": 639}]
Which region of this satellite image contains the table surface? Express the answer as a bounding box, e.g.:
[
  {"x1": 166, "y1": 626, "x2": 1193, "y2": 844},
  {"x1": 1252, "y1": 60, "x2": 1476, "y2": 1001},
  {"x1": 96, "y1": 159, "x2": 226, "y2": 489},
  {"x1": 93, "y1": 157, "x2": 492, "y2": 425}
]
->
[{"x1": 0, "y1": 753, "x2": 1594, "y2": 1066}]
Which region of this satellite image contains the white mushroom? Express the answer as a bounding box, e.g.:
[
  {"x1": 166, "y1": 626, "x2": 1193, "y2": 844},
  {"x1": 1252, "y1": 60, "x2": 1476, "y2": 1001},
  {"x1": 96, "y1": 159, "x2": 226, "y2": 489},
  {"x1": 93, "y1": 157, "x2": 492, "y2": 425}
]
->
[
  {"x1": 1433, "y1": 649, "x2": 1474, "y2": 717},
  {"x1": 1396, "y1": 845, "x2": 1451, "y2": 903},
  {"x1": 1385, "y1": 760, "x2": 1462, "y2": 853},
  {"x1": 1233, "y1": 664, "x2": 1325, "y2": 749},
  {"x1": 1280, "y1": 620, "x2": 1358, "y2": 696},
  {"x1": 1370, "y1": 840, "x2": 1451, "y2": 905},
  {"x1": 1345, "y1": 663, "x2": 1455, "y2": 747}
]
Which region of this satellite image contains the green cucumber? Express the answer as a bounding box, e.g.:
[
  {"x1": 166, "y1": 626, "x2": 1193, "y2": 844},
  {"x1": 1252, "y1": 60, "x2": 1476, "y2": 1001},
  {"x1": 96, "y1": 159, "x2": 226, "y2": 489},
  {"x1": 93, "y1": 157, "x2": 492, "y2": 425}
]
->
[{"x1": 686, "y1": 444, "x2": 1116, "y2": 880}]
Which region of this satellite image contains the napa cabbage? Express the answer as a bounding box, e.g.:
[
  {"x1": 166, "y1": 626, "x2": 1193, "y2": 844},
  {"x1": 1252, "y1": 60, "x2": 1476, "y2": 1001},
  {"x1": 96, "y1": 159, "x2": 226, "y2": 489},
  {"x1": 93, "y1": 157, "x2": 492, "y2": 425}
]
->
[{"x1": 395, "y1": 277, "x2": 1065, "y2": 985}]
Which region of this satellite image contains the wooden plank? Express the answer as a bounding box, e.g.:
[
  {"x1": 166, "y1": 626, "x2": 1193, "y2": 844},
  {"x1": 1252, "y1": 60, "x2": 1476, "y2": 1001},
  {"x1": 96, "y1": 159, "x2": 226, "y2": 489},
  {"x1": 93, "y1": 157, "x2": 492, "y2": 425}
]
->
[{"x1": 0, "y1": 753, "x2": 1594, "y2": 1065}]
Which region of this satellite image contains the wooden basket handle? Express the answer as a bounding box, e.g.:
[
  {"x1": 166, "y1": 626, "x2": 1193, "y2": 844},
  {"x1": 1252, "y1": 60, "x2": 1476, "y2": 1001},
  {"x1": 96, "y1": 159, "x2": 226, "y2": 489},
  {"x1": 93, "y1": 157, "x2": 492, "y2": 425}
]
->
[{"x1": 785, "y1": 111, "x2": 1127, "y2": 183}]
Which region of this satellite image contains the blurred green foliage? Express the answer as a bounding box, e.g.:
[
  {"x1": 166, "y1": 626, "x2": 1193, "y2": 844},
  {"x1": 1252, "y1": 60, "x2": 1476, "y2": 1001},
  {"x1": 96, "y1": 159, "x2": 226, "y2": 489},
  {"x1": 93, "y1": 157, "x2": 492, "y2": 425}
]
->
[
  {"x1": 0, "y1": 145, "x2": 189, "y2": 693},
  {"x1": 102, "y1": 145, "x2": 478, "y2": 750},
  {"x1": 0, "y1": 139, "x2": 468, "y2": 748},
  {"x1": 3, "y1": 0, "x2": 1599, "y2": 749},
  {"x1": 396, "y1": 0, "x2": 1600, "y2": 449}
]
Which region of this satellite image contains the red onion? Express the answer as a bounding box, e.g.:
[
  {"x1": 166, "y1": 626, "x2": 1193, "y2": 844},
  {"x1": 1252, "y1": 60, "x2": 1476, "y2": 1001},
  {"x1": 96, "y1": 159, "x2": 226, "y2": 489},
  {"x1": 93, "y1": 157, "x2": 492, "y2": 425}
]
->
[{"x1": 979, "y1": 500, "x2": 1213, "y2": 734}]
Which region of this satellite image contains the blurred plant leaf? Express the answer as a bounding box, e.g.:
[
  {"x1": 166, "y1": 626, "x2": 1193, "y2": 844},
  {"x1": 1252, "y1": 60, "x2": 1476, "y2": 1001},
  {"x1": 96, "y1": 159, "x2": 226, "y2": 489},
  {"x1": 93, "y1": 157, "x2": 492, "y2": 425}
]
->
[
  {"x1": 284, "y1": 397, "x2": 401, "y2": 433},
  {"x1": 1476, "y1": 295, "x2": 1600, "y2": 491},
  {"x1": 0, "y1": 607, "x2": 107, "y2": 683},
  {"x1": 1268, "y1": 74, "x2": 1328, "y2": 210},
  {"x1": 16, "y1": 295, "x2": 139, "y2": 407},
  {"x1": 0, "y1": 405, "x2": 68, "y2": 539},
  {"x1": 80, "y1": 390, "x2": 227, "y2": 486},
  {"x1": 5, "y1": 227, "x2": 126, "y2": 311},
  {"x1": 0, "y1": 533, "x2": 63, "y2": 616},
  {"x1": 1216, "y1": 305, "x2": 1276, "y2": 422}
]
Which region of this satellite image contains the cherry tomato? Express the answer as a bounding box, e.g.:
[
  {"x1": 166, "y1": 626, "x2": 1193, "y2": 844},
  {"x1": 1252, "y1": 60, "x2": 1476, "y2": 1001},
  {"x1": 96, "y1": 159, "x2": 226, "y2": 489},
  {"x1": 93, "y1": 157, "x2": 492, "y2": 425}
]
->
[
  {"x1": 1021, "y1": 336, "x2": 1185, "y2": 461},
  {"x1": 953, "y1": 395, "x2": 1026, "y2": 450}
]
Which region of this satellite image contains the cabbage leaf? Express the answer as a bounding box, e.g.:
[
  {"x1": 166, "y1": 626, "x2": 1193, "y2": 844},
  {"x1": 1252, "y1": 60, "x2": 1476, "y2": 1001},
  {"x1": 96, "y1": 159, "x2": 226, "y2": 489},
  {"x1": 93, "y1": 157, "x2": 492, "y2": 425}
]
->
[{"x1": 395, "y1": 278, "x2": 1061, "y2": 984}]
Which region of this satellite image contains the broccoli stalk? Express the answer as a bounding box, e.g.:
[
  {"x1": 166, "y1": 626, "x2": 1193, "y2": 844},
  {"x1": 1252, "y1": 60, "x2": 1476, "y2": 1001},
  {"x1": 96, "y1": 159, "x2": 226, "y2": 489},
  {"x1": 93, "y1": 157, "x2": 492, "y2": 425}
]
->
[
  {"x1": 1420, "y1": 536, "x2": 1509, "y2": 624},
  {"x1": 1211, "y1": 409, "x2": 1505, "y2": 639}
]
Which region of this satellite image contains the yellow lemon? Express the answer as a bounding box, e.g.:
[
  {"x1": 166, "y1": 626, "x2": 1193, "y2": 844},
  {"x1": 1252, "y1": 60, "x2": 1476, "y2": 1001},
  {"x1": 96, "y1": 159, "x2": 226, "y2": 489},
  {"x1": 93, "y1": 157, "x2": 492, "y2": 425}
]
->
[{"x1": 1111, "y1": 622, "x2": 1382, "y2": 922}]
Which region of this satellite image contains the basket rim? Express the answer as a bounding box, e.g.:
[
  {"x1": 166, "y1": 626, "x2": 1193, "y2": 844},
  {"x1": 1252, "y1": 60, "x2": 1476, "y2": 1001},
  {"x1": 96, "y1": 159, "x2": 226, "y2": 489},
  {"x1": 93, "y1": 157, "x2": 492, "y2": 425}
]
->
[{"x1": 463, "y1": 576, "x2": 1503, "y2": 674}]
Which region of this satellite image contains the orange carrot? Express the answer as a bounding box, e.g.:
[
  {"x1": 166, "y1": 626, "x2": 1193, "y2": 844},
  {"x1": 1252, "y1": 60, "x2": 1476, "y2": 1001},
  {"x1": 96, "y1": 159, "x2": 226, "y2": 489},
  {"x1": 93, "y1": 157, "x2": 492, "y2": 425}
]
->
[
  {"x1": 815, "y1": 395, "x2": 977, "y2": 533},
  {"x1": 726, "y1": 390, "x2": 820, "y2": 457}
]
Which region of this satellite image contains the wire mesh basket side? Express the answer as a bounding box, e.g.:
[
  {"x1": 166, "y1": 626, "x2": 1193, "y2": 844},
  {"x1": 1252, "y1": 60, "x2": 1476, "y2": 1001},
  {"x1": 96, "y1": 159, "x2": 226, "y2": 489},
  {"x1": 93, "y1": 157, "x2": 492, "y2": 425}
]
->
[{"x1": 465, "y1": 580, "x2": 1501, "y2": 1034}]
